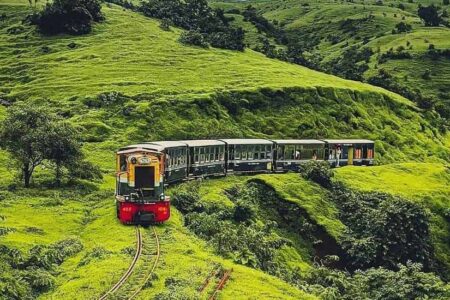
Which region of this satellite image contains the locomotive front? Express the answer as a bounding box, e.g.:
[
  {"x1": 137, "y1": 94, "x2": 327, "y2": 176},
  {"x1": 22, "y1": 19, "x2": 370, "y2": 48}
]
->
[{"x1": 115, "y1": 145, "x2": 170, "y2": 224}]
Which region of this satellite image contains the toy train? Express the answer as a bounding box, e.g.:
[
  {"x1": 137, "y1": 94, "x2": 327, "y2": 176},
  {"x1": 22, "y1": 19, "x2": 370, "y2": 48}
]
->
[{"x1": 116, "y1": 139, "x2": 375, "y2": 224}]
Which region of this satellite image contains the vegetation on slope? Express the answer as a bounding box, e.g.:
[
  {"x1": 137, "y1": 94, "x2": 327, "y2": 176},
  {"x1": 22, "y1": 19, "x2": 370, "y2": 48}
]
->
[
  {"x1": 0, "y1": 0, "x2": 449, "y2": 299},
  {"x1": 169, "y1": 163, "x2": 449, "y2": 298},
  {"x1": 335, "y1": 163, "x2": 450, "y2": 275},
  {"x1": 211, "y1": 0, "x2": 450, "y2": 124}
]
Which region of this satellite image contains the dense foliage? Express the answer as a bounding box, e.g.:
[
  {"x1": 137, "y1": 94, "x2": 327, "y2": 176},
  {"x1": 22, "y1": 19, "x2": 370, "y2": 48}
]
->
[
  {"x1": 0, "y1": 239, "x2": 83, "y2": 299},
  {"x1": 299, "y1": 161, "x2": 334, "y2": 189},
  {"x1": 305, "y1": 263, "x2": 449, "y2": 300},
  {"x1": 139, "y1": 0, "x2": 244, "y2": 50},
  {"x1": 331, "y1": 186, "x2": 436, "y2": 272},
  {"x1": 418, "y1": 5, "x2": 443, "y2": 27},
  {"x1": 30, "y1": 0, "x2": 104, "y2": 35},
  {"x1": 173, "y1": 182, "x2": 286, "y2": 272}
]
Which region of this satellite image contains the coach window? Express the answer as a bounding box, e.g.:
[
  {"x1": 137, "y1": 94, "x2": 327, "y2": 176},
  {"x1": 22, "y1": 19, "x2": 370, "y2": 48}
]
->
[
  {"x1": 204, "y1": 147, "x2": 210, "y2": 163},
  {"x1": 198, "y1": 147, "x2": 203, "y2": 163},
  {"x1": 241, "y1": 145, "x2": 247, "y2": 160},
  {"x1": 119, "y1": 154, "x2": 127, "y2": 171},
  {"x1": 234, "y1": 145, "x2": 240, "y2": 160},
  {"x1": 266, "y1": 145, "x2": 272, "y2": 159},
  {"x1": 194, "y1": 148, "x2": 199, "y2": 164},
  {"x1": 367, "y1": 144, "x2": 374, "y2": 159},
  {"x1": 220, "y1": 146, "x2": 224, "y2": 161},
  {"x1": 212, "y1": 147, "x2": 216, "y2": 161},
  {"x1": 253, "y1": 145, "x2": 259, "y2": 160},
  {"x1": 277, "y1": 146, "x2": 284, "y2": 160}
]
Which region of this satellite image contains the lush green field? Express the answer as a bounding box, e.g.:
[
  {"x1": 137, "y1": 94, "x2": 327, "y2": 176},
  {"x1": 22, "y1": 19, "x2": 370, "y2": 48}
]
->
[{"x1": 0, "y1": 177, "x2": 316, "y2": 299}]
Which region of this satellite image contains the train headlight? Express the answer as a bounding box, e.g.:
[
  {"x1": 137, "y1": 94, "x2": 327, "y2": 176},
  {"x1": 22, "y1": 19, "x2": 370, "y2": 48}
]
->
[
  {"x1": 159, "y1": 194, "x2": 165, "y2": 201},
  {"x1": 130, "y1": 157, "x2": 137, "y2": 164}
]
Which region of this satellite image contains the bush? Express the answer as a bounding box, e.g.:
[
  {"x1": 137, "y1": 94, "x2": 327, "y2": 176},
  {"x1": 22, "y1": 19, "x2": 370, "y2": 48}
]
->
[
  {"x1": 306, "y1": 263, "x2": 450, "y2": 300},
  {"x1": 233, "y1": 199, "x2": 255, "y2": 222},
  {"x1": 172, "y1": 182, "x2": 203, "y2": 214},
  {"x1": 140, "y1": 0, "x2": 244, "y2": 51},
  {"x1": 394, "y1": 21, "x2": 412, "y2": 33},
  {"x1": 333, "y1": 188, "x2": 435, "y2": 271},
  {"x1": 31, "y1": 0, "x2": 104, "y2": 35},
  {"x1": 179, "y1": 30, "x2": 208, "y2": 48},
  {"x1": 300, "y1": 161, "x2": 334, "y2": 188}
]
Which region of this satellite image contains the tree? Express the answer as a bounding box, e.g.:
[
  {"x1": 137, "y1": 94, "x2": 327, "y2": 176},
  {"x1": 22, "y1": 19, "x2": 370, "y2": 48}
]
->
[
  {"x1": 31, "y1": 0, "x2": 104, "y2": 35},
  {"x1": 444, "y1": 0, "x2": 449, "y2": 6},
  {"x1": 0, "y1": 104, "x2": 55, "y2": 187},
  {"x1": 0, "y1": 104, "x2": 101, "y2": 187},
  {"x1": 418, "y1": 5, "x2": 442, "y2": 27}
]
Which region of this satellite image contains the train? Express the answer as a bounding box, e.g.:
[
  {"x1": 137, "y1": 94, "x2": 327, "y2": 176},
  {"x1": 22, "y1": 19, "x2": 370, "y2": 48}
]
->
[{"x1": 115, "y1": 139, "x2": 375, "y2": 224}]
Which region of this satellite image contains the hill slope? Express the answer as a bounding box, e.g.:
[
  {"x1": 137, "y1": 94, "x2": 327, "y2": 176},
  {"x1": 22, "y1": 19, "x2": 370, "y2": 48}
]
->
[
  {"x1": 0, "y1": 1, "x2": 411, "y2": 102},
  {"x1": 212, "y1": 0, "x2": 450, "y2": 120}
]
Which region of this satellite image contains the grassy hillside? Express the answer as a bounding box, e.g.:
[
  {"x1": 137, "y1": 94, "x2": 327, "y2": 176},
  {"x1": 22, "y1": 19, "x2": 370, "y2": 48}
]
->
[
  {"x1": 0, "y1": 1, "x2": 410, "y2": 102},
  {"x1": 1, "y1": 1, "x2": 448, "y2": 165},
  {"x1": 0, "y1": 180, "x2": 315, "y2": 299},
  {"x1": 212, "y1": 0, "x2": 450, "y2": 119}
]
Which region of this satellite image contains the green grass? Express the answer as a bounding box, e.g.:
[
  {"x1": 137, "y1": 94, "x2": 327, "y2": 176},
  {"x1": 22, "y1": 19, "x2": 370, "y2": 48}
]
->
[
  {"x1": 213, "y1": 0, "x2": 450, "y2": 112},
  {"x1": 335, "y1": 162, "x2": 450, "y2": 272},
  {"x1": 253, "y1": 174, "x2": 345, "y2": 240},
  {"x1": 0, "y1": 1, "x2": 411, "y2": 104},
  {"x1": 0, "y1": 186, "x2": 316, "y2": 299}
]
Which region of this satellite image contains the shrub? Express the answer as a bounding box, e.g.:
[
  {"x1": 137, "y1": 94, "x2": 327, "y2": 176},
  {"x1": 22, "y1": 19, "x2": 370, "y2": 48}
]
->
[
  {"x1": 306, "y1": 263, "x2": 449, "y2": 299},
  {"x1": 172, "y1": 182, "x2": 203, "y2": 214},
  {"x1": 233, "y1": 199, "x2": 255, "y2": 222},
  {"x1": 179, "y1": 30, "x2": 208, "y2": 48},
  {"x1": 300, "y1": 161, "x2": 334, "y2": 188},
  {"x1": 333, "y1": 188, "x2": 435, "y2": 271},
  {"x1": 31, "y1": 0, "x2": 104, "y2": 35},
  {"x1": 394, "y1": 21, "x2": 412, "y2": 33}
]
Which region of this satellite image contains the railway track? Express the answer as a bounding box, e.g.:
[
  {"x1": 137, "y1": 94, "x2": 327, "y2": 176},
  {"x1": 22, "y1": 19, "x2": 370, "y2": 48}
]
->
[{"x1": 99, "y1": 226, "x2": 160, "y2": 300}]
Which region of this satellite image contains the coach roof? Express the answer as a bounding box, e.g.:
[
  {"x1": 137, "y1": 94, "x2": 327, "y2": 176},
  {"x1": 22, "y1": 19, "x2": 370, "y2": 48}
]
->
[{"x1": 219, "y1": 139, "x2": 273, "y2": 145}]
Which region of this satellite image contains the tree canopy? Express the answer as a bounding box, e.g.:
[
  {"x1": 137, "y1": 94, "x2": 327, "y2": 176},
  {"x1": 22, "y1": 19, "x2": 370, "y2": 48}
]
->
[{"x1": 0, "y1": 104, "x2": 101, "y2": 187}]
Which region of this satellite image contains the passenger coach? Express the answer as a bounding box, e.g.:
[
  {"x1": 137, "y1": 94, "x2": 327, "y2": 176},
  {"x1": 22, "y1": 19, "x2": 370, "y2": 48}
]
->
[
  {"x1": 220, "y1": 139, "x2": 273, "y2": 173},
  {"x1": 273, "y1": 139, "x2": 325, "y2": 172},
  {"x1": 324, "y1": 139, "x2": 375, "y2": 167}
]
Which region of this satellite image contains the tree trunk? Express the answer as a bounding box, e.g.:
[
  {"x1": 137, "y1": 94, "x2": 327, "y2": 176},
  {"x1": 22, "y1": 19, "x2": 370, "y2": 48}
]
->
[
  {"x1": 55, "y1": 162, "x2": 62, "y2": 187},
  {"x1": 23, "y1": 164, "x2": 31, "y2": 188}
]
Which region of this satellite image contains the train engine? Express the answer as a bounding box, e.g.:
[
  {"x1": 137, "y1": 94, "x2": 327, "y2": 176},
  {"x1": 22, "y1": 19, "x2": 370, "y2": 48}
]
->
[{"x1": 116, "y1": 145, "x2": 170, "y2": 224}]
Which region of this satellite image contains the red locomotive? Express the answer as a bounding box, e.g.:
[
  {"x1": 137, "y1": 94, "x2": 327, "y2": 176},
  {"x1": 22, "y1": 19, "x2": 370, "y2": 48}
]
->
[{"x1": 116, "y1": 144, "x2": 170, "y2": 224}]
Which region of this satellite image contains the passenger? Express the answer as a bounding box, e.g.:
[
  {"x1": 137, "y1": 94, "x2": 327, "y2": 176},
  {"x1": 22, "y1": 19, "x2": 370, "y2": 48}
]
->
[
  {"x1": 295, "y1": 150, "x2": 300, "y2": 160},
  {"x1": 312, "y1": 150, "x2": 317, "y2": 160},
  {"x1": 336, "y1": 146, "x2": 342, "y2": 167}
]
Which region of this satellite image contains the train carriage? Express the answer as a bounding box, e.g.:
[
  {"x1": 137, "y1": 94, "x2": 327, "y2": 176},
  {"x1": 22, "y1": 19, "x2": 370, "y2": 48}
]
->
[
  {"x1": 324, "y1": 139, "x2": 375, "y2": 167},
  {"x1": 116, "y1": 144, "x2": 170, "y2": 224},
  {"x1": 273, "y1": 140, "x2": 325, "y2": 172},
  {"x1": 181, "y1": 140, "x2": 227, "y2": 179},
  {"x1": 221, "y1": 139, "x2": 273, "y2": 173},
  {"x1": 148, "y1": 141, "x2": 189, "y2": 184}
]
